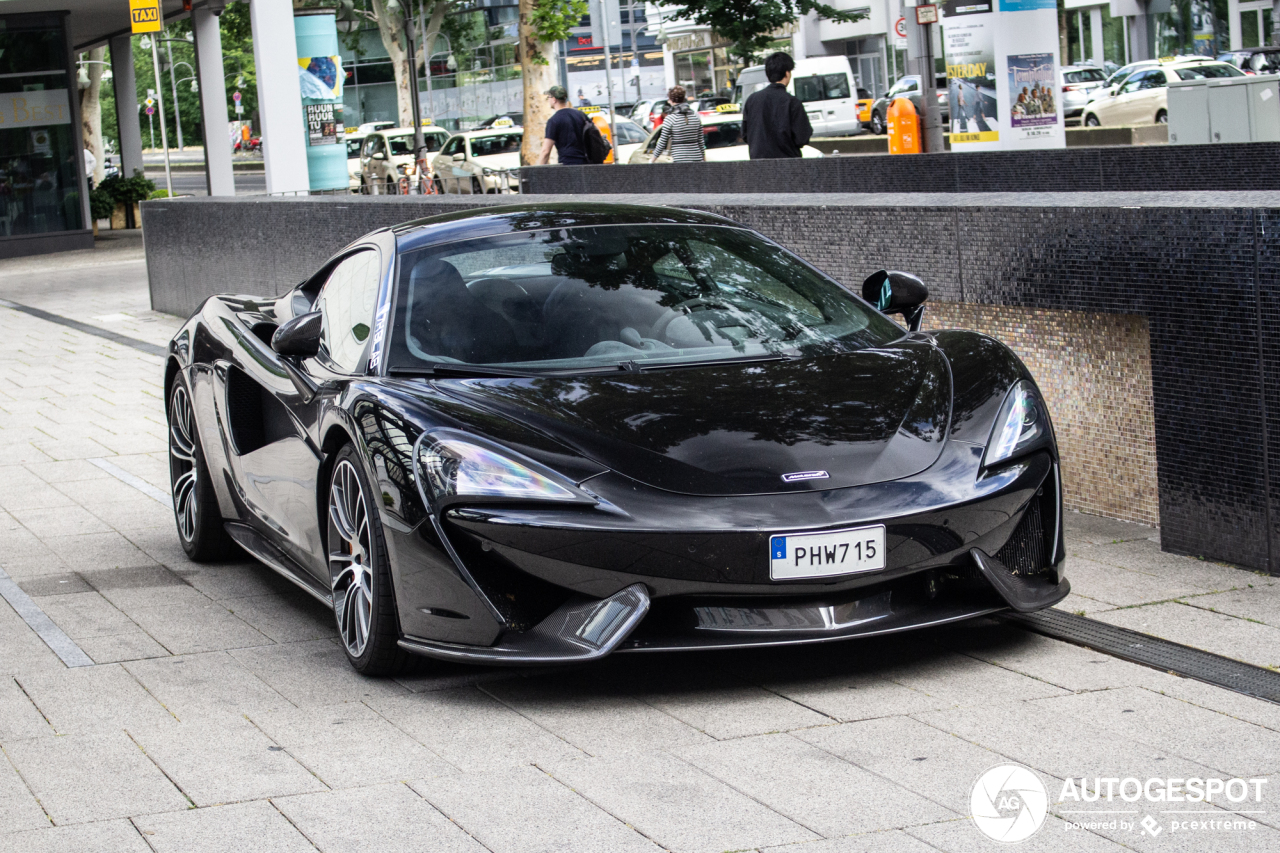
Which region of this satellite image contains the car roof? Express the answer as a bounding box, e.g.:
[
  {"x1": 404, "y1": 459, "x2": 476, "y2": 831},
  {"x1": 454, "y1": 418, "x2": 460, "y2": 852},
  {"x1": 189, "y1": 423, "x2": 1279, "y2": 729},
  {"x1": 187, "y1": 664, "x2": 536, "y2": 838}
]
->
[
  {"x1": 456, "y1": 126, "x2": 524, "y2": 139},
  {"x1": 392, "y1": 203, "x2": 745, "y2": 250},
  {"x1": 382, "y1": 126, "x2": 446, "y2": 137}
]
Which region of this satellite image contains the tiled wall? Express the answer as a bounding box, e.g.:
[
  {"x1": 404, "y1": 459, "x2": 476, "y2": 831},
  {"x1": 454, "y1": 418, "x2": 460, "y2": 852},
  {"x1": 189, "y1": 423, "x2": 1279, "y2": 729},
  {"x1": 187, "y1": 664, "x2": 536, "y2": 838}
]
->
[{"x1": 927, "y1": 303, "x2": 1160, "y2": 528}]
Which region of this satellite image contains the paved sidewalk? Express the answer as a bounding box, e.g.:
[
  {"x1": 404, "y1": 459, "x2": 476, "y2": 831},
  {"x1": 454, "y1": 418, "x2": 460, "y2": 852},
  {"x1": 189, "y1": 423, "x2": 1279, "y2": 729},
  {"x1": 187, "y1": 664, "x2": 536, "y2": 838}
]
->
[{"x1": 1, "y1": 242, "x2": 1279, "y2": 853}]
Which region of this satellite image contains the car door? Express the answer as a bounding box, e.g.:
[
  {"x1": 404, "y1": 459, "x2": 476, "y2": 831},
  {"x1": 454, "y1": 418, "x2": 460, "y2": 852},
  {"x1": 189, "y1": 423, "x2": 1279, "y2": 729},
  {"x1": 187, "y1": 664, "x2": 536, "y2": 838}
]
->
[
  {"x1": 1131, "y1": 69, "x2": 1169, "y2": 123},
  {"x1": 234, "y1": 247, "x2": 387, "y2": 581},
  {"x1": 1096, "y1": 71, "x2": 1147, "y2": 124},
  {"x1": 793, "y1": 74, "x2": 828, "y2": 134}
]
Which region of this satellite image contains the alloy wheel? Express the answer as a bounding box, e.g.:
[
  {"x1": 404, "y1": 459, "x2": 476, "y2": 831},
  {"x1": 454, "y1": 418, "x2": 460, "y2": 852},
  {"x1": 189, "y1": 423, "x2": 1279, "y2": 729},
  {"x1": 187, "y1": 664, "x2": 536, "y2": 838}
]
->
[
  {"x1": 168, "y1": 384, "x2": 199, "y2": 542},
  {"x1": 329, "y1": 459, "x2": 374, "y2": 657}
]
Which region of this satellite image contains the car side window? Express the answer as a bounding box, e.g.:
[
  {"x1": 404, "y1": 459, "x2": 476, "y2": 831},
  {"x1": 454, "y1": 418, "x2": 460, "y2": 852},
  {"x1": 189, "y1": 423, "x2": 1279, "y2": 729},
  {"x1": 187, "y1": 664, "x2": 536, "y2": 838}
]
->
[
  {"x1": 1117, "y1": 72, "x2": 1147, "y2": 95},
  {"x1": 424, "y1": 132, "x2": 446, "y2": 152},
  {"x1": 705, "y1": 122, "x2": 743, "y2": 149},
  {"x1": 1141, "y1": 72, "x2": 1167, "y2": 90},
  {"x1": 441, "y1": 137, "x2": 463, "y2": 157},
  {"x1": 316, "y1": 250, "x2": 382, "y2": 374}
]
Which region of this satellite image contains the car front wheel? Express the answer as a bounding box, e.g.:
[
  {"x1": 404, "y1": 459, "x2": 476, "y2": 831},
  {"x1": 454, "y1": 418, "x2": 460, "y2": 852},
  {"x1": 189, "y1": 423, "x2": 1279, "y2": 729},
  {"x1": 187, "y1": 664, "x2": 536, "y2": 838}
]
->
[
  {"x1": 1155, "y1": 110, "x2": 1168, "y2": 124},
  {"x1": 168, "y1": 377, "x2": 235, "y2": 561},
  {"x1": 1085, "y1": 114, "x2": 1101, "y2": 127},
  {"x1": 327, "y1": 445, "x2": 414, "y2": 675},
  {"x1": 870, "y1": 111, "x2": 885, "y2": 135}
]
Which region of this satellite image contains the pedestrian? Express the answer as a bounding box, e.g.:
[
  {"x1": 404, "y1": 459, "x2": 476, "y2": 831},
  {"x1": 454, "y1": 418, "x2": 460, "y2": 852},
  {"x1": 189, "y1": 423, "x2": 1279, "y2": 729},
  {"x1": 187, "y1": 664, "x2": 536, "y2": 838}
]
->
[
  {"x1": 83, "y1": 145, "x2": 97, "y2": 188},
  {"x1": 650, "y1": 86, "x2": 705, "y2": 163},
  {"x1": 742, "y1": 52, "x2": 812, "y2": 159},
  {"x1": 537, "y1": 85, "x2": 590, "y2": 166}
]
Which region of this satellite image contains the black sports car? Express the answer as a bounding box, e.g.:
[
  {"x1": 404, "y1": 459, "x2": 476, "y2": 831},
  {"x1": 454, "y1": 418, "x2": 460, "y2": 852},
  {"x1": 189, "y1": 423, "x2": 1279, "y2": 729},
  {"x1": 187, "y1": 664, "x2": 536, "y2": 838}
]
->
[{"x1": 165, "y1": 203, "x2": 1068, "y2": 675}]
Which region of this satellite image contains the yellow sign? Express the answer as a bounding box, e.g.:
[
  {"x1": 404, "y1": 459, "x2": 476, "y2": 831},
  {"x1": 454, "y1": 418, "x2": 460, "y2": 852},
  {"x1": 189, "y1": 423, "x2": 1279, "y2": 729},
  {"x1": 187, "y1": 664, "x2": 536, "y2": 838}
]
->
[
  {"x1": 492, "y1": 116, "x2": 515, "y2": 127},
  {"x1": 577, "y1": 105, "x2": 602, "y2": 114},
  {"x1": 715, "y1": 103, "x2": 741, "y2": 113},
  {"x1": 951, "y1": 130, "x2": 1000, "y2": 144},
  {"x1": 130, "y1": 0, "x2": 162, "y2": 34}
]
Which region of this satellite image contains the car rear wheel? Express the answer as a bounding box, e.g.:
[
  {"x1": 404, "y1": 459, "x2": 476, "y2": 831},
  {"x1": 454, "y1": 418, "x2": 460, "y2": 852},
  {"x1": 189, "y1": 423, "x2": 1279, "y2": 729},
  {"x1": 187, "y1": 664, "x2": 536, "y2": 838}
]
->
[
  {"x1": 168, "y1": 377, "x2": 235, "y2": 561},
  {"x1": 870, "y1": 111, "x2": 885, "y2": 135},
  {"x1": 386, "y1": 177, "x2": 397, "y2": 195},
  {"x1": 434, "y1": 177, "x2": 445, "y2": 194},
  {"x1": 1155, "y1": 109, "x2": 1168, "y2": 124},
  {"x1": 1085, "y1": 114, "x2": 1101, "y2": 127},
  {"x1": 327, "y1": 445, "x2": 414, "y2": 675},
  {"x1": 471, "y1": 177, "x2": 483, "y2": 194}
]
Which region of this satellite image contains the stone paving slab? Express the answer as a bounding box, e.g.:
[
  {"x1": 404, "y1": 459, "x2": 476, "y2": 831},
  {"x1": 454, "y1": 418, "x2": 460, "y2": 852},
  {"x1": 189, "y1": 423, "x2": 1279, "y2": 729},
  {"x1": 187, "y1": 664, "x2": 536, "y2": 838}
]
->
[{"x1": 1, "y1": 246, "x2": 1279, "y2": 851}]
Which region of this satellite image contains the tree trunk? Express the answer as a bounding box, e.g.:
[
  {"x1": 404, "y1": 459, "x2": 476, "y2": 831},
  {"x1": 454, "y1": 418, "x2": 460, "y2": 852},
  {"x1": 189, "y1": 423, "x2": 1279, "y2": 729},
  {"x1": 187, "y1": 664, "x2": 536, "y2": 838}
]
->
[
  {"x1": 80, "y1": 46, "x2": 107, "y2": 186},
  {"x1": 1059, "y1": 8, "x2": 1070, "y2": 65},
  {"x1": 518, "y1": 0, "x2": 557, "y2": 166},
  {"x1": 372, "y1": 0, "x2": 415, "y2": 127}
]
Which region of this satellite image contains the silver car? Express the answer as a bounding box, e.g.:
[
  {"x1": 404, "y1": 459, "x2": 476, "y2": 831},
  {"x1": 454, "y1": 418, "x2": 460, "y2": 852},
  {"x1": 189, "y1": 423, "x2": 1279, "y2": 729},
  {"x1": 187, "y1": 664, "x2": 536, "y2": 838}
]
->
[{"x1": 1060, "y1": 65, "x2": 1107, "y2": 126}]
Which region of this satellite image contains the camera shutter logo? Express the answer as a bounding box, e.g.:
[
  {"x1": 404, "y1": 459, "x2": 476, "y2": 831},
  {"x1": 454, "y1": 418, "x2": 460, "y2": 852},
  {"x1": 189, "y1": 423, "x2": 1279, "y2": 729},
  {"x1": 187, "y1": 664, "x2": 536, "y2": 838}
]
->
[{"x1": 971, "y1": 764, "x2": 1048, "y2": 842}]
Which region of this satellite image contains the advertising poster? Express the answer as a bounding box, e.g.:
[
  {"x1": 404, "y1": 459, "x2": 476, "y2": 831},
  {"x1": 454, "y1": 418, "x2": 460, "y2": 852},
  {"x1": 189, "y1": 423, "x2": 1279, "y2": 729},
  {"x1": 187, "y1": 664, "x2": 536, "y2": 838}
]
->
[
  {"x1": 941, "y1": 0, "x2": 1064, "y2": 151},
  {"x1": 298, "y1": 55, "x2": 344, "y2": 100},
  {"x1": 945, "y1": 19, "x2": 998, "y2": 143},
  {"x1": 1007, "y1": 52, "x2": 1057, "y2": 138}
]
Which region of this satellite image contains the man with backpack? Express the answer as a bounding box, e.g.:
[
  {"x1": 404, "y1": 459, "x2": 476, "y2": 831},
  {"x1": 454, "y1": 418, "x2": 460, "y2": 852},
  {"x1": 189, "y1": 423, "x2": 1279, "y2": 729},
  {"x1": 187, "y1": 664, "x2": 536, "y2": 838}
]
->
[{"x1": 536, "y1": 85, "x2": 610, "y2": 165}]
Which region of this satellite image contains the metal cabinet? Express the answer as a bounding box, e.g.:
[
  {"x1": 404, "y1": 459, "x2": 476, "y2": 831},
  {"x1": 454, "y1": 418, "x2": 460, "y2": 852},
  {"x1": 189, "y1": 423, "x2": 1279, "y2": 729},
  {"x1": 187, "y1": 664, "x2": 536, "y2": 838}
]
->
[{"x1": 1169, "y1": 74, "x2": 1280, "y2": 145}]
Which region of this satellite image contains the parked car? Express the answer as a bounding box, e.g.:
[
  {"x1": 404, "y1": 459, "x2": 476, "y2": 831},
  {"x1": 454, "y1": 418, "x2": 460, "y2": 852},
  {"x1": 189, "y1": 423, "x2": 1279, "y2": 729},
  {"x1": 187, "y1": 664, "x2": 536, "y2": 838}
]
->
[
  {"x1": 346, "y1": 131, "x2": 368, "y2": 190},
  {"x1": 693, "y1": 95, "x2": 731, "y2": 115},
  {"x1": 360, "y1": 126, "x2": 450, "y2": 194},
  {"x1": 1218, "y1": 47, "x2": 1280, "y2": 74},
  {"x1": 734, "y1": 56, "x2": 862, "y2": 136},
  {"x1": 576, "y1": 108, "x2": 650, "y2": 163},
  {"x1": 1083, "y1": 59, "x2": 1244, "y2": 126},
  {"x1": 631, "y1": 99, "x2": 671, "y2": 131},
  {"x1": 629, "y1": 110, "x2": 824, "y2": 163},
  {"x1": 164, "y1": 202, "x2": 1067, "y2": 674},
  {"x1": 855, "y1": 87, "x2": 873, "y2": 124},
  {"x1": 1060, "y1": 64, "x2": 1108, "y2": 126},
  {"x1": 430, "y1": 125, "x2": 522, "y2": 194},
  {"x1": 867, "y1": 75, "x2": 950, "y2": 135},
  {"x1": 475, "y1": 113, "x2": 524, "y2": 129}
]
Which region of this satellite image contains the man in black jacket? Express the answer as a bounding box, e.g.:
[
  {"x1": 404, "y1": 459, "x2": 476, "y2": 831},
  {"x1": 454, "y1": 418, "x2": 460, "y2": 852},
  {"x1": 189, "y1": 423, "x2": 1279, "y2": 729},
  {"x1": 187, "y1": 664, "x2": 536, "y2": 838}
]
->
[{"x1": 743, "y1": 52, "x2": 813, "y2": 159}]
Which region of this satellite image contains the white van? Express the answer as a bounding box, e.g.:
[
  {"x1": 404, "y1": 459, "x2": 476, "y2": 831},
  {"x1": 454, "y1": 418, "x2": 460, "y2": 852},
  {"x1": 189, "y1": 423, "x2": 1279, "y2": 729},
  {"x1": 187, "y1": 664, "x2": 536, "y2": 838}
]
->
[{"x1": 733, "y1": 56, "x2": 861, "y2": 136}]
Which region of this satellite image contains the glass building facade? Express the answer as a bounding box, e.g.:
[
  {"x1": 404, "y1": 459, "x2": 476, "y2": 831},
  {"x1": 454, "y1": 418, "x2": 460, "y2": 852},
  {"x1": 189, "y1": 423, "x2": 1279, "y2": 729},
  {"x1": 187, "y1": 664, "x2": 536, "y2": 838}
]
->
[{"x1": 0, "y1": 13, "x2": 88, "y2": 256}]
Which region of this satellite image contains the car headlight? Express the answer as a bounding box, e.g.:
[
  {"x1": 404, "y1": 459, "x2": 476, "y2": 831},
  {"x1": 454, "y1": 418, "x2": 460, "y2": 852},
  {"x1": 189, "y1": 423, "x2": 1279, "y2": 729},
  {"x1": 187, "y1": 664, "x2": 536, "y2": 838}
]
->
[
  {"x1": 984, "y1": 380, "x2": 1051, "y2": 467},
  {"x1": 414, "y1": 431, "x2": 593, "y2": 506}
]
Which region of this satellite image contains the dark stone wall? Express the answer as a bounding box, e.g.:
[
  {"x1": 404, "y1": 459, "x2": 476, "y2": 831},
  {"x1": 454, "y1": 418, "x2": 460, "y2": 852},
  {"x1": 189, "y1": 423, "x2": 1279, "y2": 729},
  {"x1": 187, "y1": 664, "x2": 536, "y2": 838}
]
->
[
  {"x1": 520, "y1": 142, "x2": 1280, "y2": 195},
  {"x1": 142, "y1": 192, "x2": 1280, "y2": 574}
]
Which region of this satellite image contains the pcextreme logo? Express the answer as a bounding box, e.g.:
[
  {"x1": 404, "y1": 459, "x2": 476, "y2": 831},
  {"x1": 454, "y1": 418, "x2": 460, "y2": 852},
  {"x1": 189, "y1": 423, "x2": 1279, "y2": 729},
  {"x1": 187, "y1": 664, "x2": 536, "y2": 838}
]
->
[{"x1": 971, "y1": 764, "x2": 1049, "y2": 842}]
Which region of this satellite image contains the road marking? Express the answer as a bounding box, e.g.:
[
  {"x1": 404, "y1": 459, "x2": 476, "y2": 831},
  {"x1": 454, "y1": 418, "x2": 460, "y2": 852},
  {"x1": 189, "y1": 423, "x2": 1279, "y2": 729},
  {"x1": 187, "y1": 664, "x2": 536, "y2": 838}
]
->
[
  {"x1": 0, "y1": 567, "x2": 95, "y2": 668},
  {"x1": 0, "y1": 298, "x2": 167, "y2": 357},
  {"x1": 88, "y1": 457, "x2": 174, "y2": 509}
]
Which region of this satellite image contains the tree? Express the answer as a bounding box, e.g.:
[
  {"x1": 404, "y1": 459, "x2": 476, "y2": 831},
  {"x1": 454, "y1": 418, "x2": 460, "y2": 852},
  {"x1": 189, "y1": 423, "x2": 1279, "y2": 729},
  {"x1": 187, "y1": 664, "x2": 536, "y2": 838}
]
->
[
  {"x1": 80, "y1": 46, "x2": 108, "y2": 185},
  {"x1": 664, "y1": 0, "x2": 866, "y2": 64},
  {"x1": 518, "y1": 0, "x2": 587, "y2": 165}
]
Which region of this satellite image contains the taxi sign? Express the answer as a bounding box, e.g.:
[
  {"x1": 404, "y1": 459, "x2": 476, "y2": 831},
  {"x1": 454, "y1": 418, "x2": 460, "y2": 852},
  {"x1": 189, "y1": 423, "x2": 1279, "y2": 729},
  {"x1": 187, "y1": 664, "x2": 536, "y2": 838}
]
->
[
  {"x1": 577, "y1": 105, "x2": 602, "y2": 114},
  {"x1": 129, "y1": 0, "x2": 162, "y2": 33},
  {"x1": 492, "y1": 116, "x2": 515, "y2": 127},
  {"x1": 715, "y1": 103, "x2": 741, "y2": 113}
]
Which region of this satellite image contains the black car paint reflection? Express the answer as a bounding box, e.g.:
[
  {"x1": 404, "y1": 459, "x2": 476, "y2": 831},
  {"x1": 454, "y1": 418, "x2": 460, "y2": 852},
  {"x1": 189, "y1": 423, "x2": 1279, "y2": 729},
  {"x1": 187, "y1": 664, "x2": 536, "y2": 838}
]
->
[{"x1": 164, "y1": 202, "x2": 1067, "y2": 673}]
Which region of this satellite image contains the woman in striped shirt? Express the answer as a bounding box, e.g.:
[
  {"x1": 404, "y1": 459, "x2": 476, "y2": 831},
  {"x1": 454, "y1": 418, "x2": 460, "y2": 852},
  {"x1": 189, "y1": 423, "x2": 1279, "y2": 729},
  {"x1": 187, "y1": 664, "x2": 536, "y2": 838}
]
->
[{"x1": 651, "y1": 86, "x2": 705, "y2": 162}]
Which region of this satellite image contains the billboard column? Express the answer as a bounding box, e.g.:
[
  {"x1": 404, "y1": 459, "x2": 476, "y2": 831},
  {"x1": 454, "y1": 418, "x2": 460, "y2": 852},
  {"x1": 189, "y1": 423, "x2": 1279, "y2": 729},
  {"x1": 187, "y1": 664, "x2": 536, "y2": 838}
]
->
[
  {"x1": 295, "y1": 11, "x2": 347, "y2": 191},
  {"x1": 251, "y1": 0, "x2": 309, "y2": 194}
]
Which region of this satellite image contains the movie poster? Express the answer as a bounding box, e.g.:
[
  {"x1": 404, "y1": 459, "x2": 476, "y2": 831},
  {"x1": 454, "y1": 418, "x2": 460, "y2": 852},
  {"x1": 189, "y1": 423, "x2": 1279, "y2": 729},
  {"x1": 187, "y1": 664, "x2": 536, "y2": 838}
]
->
[
  {"x1": 946, "y1": 18, "x2": 998, "y2": 143},
  {"x1": 1007, "y1": 52, "x2": 1057, "y2": 136}
]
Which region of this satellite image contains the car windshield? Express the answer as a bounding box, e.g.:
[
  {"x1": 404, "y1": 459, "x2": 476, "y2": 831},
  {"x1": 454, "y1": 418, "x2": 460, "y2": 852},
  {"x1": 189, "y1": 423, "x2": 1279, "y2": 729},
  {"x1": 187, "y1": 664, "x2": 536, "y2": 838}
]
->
[
  {"x1": 1176, "y1": 64, "x2": 1245, "y2": 79},
  {"x1": 388, "y1": 136, "x2": 415, "y2": 155},
  {"x1": 704, "y1": 121, "x2": 745, "y2": 148},
  {"x1": 1064, "y1": 68, "x2": 1105, "y2": 84},
  {"x1": 386, "y1": 224, "x2": 902, "y2": 373},
  {"x1": 470, "y1": 133, "x2": 522, "y2": 157}
]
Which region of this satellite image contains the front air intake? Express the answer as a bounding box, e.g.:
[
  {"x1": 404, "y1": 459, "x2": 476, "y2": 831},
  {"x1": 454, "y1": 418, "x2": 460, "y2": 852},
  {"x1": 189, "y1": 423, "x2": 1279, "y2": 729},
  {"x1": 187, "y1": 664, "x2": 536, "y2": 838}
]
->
[{"x1": 996, "y1": 496, "x2": 1048, "y2": 576}]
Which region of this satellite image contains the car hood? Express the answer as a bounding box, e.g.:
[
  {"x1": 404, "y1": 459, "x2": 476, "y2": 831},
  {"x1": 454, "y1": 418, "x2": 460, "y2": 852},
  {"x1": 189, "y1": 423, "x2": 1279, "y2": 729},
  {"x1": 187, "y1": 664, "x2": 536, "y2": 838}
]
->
[{"x1": 432, "y1": 340, "x2": 952, "y2": 496}]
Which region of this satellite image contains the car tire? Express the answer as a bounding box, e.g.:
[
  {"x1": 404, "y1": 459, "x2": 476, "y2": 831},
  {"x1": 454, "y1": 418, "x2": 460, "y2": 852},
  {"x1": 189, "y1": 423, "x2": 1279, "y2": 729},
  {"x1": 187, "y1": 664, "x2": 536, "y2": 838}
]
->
[
  {"x1": 1085, "y1": 114, "x2": 1101, "y2": 127},
  {"x1": 870, "y1": 111, "x2": 885, "y2": 135},
  {"x1": 434, "y1": 178, "x2": 445, "y2": 195},
  {"x1": 386, "y1": 177, "x2": 397, "y2": 196},
  {"x1": 168, "y1": 376, "x2": 236, "y2": 562},
  {"x1": 1155, "y1": 110, "x2": 1168, "y2": 124},
  {"x1": 326, "y1": 444, "x2": 416, "y2": 676},
  {"x1": 471, "y1": 177, "x2": 483, "y2": 195}
]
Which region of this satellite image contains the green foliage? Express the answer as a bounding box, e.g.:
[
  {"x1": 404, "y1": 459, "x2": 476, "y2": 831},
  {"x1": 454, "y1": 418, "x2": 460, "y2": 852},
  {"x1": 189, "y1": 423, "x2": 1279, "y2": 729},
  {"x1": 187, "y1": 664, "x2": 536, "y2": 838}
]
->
[
  {"x1": 89, "y1": 187, "x2": 116, "y2": 221},
  {"x1": 149, "y1": 189, "x2": 173, "y2": 199},
  {"x1": 99, "y1": 171, "x2": 157, "y2": 206},
  {"x1": 666, "y1": 0, "x2": 866, "y2": 63},
  {"x1": 528, "y1": 0, "x2": 590, "y2": 64}
]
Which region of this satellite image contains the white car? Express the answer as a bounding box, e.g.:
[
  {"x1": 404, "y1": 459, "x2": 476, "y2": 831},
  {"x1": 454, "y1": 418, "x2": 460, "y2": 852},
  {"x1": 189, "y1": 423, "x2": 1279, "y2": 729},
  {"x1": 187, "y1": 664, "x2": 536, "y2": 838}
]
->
[
  {"x1": 734, "y1": 56, "x2": 861, "y2": 136},
  {"x1": 1082, "y1": 59, "x2": 1244, "y2": 126},
  {"x1": 628, "y1": 110, "x2": 823, "y2": 163},
  {"x1": 360, "y1": 126, "x2": 450, "y2": 194},
  {"x1": 346, "y1": 131, "x2": 368, "y2": 190},
  {"x1": 431, "y1": 124, "x2": 523, "y2": 194}
]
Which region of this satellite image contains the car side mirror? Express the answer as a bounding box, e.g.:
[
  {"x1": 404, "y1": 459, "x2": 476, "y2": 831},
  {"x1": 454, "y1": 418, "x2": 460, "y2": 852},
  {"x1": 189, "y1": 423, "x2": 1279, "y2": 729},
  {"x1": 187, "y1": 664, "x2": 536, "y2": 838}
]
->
[
  {"x1": 452, "y1": 153, "x2": 466, "y2": 161},
  {"x1": 862, "y1": 269, "x2": 928, "y2": 331},
  {"x1": 272, "y1": 311, "x2": 322, "y2": 359},
  {"x1": 372, "y1": 152, "x2": 386, "y2": 161}
]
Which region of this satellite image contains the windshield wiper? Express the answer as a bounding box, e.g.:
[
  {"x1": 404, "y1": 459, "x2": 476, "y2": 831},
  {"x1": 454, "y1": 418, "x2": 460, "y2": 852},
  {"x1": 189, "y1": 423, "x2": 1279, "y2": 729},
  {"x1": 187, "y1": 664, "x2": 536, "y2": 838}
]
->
[
  {"x1": 633, "y1": 351, "x2": 799, "y2": 372},
  {"x1": 388, "y1": 364, "x2": 539, "y2": 379}
]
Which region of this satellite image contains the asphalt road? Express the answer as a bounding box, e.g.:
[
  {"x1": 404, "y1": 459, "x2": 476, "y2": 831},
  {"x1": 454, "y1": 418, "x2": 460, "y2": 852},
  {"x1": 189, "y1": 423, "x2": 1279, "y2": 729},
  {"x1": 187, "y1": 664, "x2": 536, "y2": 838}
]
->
[{"x1": 146, "y1": 169, "x2": 266, "y2": 196}]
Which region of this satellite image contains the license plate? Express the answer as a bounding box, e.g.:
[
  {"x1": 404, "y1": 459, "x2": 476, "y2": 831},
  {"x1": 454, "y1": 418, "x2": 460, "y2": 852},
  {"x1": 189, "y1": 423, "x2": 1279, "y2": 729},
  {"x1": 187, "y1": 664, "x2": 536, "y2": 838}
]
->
[{"x1": 769, "y1": 525, "x2": 886, "y2": 580}]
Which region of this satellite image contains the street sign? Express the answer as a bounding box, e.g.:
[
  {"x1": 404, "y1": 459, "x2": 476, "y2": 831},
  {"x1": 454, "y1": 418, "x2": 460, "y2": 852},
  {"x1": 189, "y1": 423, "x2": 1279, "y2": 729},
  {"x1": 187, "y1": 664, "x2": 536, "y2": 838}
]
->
[
  {"x1": 235, "y1": 103, "x2": 244, "y2": 114},
  {"x1": 232, "y1": 91, "x2": 242, "y2": 102},
  {"x1": 145, "y1": 105, "x2": 156, "y2": 115},
  {"x1": 144, "y1": 97, "x2": 155, "y2": 107},
  {"x1": 129, "y1": 0, "x2": 162, "y2": 34},
  {"x1": 895, "y1": 17, "x2": 907, "y2": 38},
  {"x1": 915, "y1": 4, "x2": 938, "y2": 24}
]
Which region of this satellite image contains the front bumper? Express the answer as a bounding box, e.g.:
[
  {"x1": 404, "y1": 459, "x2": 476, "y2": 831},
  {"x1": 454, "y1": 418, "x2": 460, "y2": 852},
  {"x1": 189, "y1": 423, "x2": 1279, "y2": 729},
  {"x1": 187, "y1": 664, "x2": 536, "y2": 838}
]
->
[{"x1": 390, "y1": 441, "x2": 1066, "y2": 664}]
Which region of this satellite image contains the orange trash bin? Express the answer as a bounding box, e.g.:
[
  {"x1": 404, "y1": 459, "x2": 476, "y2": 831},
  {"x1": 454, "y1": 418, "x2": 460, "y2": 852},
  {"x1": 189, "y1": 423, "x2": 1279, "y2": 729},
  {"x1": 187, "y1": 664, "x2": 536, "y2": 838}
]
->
[{"x1": 887, "y1": 97, "x2": 921, "y2": 155}]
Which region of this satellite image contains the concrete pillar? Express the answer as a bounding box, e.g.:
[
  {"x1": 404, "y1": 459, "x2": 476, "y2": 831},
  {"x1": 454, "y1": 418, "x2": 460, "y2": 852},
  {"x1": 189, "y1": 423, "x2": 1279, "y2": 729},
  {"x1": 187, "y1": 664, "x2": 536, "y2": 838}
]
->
[
  {"x1": 250, "y1": 0, "x2": 308, "y2": 194},
  {"x1": 110, "y1": 34, "x2": 145, "y2": 180},
  {"x1": 1090, "y1": 7, "x2": 1105, "y2": 65},
  {"x1": 192, "y1": 4, "x2": 235, "y2": 196},
  {"x1": 1130, "y1": 11, "x2": 1151, "y2": 61}
]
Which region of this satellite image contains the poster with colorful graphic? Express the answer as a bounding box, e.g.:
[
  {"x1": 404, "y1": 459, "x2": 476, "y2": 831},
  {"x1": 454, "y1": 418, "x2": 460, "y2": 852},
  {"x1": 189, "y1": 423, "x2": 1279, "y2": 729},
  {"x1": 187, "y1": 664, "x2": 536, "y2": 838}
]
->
[
  {"x1": 945, "y1": 18, "x2": 999, "y2": 143},
  {"x1": 1007, "y1": 53, "x2": 1057, "y2": 132},
  {"x1": 298, "y1": 55, "x2": 344, "y2": 100}
]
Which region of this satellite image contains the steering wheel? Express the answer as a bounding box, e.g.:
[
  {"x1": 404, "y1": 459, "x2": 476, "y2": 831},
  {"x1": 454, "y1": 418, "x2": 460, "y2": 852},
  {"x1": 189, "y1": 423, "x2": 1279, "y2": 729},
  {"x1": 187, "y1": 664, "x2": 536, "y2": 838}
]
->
[{"x1": 651, "y1": 297, "x2": 730, "y2": 341}]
